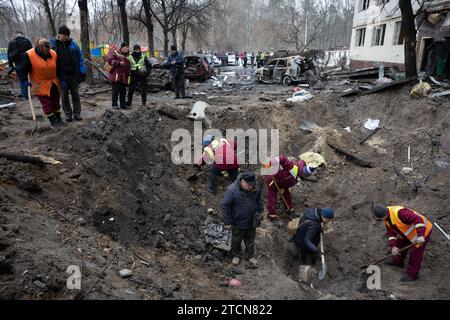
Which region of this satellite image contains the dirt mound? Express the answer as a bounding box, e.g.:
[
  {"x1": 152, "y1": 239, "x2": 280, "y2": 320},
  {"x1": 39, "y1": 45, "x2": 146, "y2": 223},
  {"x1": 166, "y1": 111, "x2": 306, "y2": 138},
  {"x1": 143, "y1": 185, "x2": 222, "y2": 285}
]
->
[{"x1": 0, "y1": 82, "x2": 449, "y2": 299}]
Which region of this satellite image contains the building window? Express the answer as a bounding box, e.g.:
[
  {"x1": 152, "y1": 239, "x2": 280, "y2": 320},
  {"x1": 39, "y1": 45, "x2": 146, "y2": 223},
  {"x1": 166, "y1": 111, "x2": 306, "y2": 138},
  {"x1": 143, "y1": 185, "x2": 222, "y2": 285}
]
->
[
  {"x1": 359, "y1": 0, "x2": 370, "y2": 11},
  {"x1": 393, "y1": 21, "x2": 404, "y2": 45},
  {"x1": 355, "y1": 28, "x2": 366, "y2": 47},
  {"x1": 372, "y1": 24, "x2": 386, "y2": 46}
]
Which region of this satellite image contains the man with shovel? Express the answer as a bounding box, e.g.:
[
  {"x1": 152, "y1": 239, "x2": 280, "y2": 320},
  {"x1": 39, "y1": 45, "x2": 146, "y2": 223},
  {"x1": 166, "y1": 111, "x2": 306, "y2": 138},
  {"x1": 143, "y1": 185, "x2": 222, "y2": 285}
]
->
[
  {"x1": 263, "y1": 156, "x2": 314, "y2": 221},
  {"x1": 293, "y1": 207, "x2": 334, "y2": 266},
  {"x1": 196, "y1": 134, "x2": 239, "y2": 195},
  {"x1": 373, "y1": 205, "x2": 433, "y2": 282}
]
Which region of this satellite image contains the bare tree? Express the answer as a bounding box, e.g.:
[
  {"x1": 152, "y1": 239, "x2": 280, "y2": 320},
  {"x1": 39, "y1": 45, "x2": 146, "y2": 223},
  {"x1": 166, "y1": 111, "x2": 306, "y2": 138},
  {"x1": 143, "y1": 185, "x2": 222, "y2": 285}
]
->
[
  {"x1": 117, "y1": 0, "x2": 130, "y2": 43},
  {"x1": 78, "y1": 0, "x2": 93, "y2": 83},
  {"x1": 39, "y1": 0, "x2": 57, "y2": 36}
]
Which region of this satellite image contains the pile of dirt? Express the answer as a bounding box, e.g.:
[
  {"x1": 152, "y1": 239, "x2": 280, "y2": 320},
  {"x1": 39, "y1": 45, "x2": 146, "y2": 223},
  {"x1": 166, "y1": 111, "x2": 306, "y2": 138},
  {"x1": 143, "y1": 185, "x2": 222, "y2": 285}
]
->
[{"x1": 0, "y1": 81, "x2": 449, "y2": 300}]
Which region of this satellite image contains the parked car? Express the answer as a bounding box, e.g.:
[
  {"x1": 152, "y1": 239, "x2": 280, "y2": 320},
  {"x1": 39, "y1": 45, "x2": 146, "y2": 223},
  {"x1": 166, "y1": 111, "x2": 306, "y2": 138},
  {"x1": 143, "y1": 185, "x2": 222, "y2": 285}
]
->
[
  {"x1": 255, "y1": 56, "x2": 321, "y2": 86},
  {"x1": 184, "y1": 55, "x2": 213, "y2": 82},
  {"x1": 212, "y1": 55, "x2": 221, "y2": 67},
  {"x1": 226, "y1": 53, "x2": 236, "y2": 66}
]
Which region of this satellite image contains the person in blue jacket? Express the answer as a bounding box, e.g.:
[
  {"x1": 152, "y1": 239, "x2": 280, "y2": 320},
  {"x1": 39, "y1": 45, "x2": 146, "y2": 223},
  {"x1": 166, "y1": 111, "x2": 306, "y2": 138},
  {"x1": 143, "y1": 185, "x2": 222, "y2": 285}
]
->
[
  {"x1": 162, "y1": 45, "x2": 185, "y2": 99},
  {"x1": 221, "y1": 171, "x2": 264, "y2": 268},
  {"x1": 50, "y1": 25, "x2": 87, "y2": 122},
  {"x1": 293, "y1": 207, "x2": 334, "y2": 265}
]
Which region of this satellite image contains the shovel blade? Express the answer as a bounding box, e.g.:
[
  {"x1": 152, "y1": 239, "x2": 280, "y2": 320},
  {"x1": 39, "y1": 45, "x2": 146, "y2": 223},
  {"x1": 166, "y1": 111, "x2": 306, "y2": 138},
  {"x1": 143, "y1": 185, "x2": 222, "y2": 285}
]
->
[
  {"x1": 319, "y1": 265, "x2": 327, "y2": 280},
  {"x1": 187, "y1": 175, "x2": 199, "y2": 182}
]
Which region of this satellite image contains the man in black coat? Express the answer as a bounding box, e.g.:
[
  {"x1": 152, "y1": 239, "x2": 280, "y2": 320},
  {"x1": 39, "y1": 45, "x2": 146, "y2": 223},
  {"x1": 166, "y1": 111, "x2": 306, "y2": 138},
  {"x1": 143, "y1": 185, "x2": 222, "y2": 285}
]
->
[
  {"x1": 7, "y1": 31, "x2": 33, "y2": 99},
  {"x1": 221, "y1": 171, "x2": 264, "y2": 268},
  {"x1": 293, "y1": 207, "x2": 334, "y2": 265}
]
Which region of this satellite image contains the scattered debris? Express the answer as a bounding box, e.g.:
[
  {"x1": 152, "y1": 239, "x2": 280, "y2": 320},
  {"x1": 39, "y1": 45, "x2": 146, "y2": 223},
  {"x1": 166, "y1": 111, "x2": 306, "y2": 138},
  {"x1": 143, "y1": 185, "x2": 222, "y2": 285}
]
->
[
  {"x1": 363, "y1": 119, "x2": 380, "y2": 131},
  {"x1": 431, "y1": 90, "x2": 450, "y2": 98},
  {"x1": 299, "y1": 152, "x2": 326, "y2": 168},
  {"x1": 225, "y1": 278, "x2": 242, "y2": 288},
  {"x1": 0, "y1": 152, "x2": 62, "y2": 166},
  {"x1": 119, "y1": 269, "x2": 133, "y2": 279},
  {"x1": 188, "y1": 101, "x2": 209, "y2": 120},
  {"x1": 287, "y1": 90, "x2": 314, "y2": 103},
  {"x1": 202, "y1": 223, "x2": 231, "y2": 252},
  {"x1": 410, "y1": 80, "x2": 432, "y2": 98},
  {"x1": 0, "y1": 103, "x2": 16, "y2": 110},
  {"x1": 360, "y1": 127, "x2": 381, "y2": 145},
  {"x1": 434, "y1": 223, "x2": 450, "y2": 241},
  {"x1": 327, "y1": 136, "x2": 374, "y2": 168},
  {"x1": 299, "y1": 120, "x2": 320, "y2": 132}
]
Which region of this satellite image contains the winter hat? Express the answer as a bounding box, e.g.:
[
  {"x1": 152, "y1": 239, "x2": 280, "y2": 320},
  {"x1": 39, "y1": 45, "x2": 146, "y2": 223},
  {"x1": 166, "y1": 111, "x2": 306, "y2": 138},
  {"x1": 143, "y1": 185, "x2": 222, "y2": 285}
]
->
[
  {"x1": 58, "y1": 25, "x2": 71, "y2": 36},
  {"x1": 321, "y1": 208, "x2": 335, "y2": 219},
  {"x1": 373, "y1": 206, "x2": 389, "y2": 220},
  {"x1": 120, "y1": 42, "x2": 129, "y2": 49},
  {"x1": 133, "y1": 44, "x2": 141, "y2": 51},
  {"x1": 202, "y1": 134, "x2": 214, "y2": 146},
  {"x1": 170, "y1": 45, "x2": 177, "y2": 51},
  {"x1": 241, "y1": 171, "x2": 256, "y2": 187}
]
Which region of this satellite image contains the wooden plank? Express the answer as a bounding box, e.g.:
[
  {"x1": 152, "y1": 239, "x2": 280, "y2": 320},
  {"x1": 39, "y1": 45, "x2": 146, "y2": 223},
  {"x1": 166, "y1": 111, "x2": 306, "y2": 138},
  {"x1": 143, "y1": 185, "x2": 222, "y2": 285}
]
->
[{"x1": 359, "y1": 77, "x2": 416, "y2": 96}]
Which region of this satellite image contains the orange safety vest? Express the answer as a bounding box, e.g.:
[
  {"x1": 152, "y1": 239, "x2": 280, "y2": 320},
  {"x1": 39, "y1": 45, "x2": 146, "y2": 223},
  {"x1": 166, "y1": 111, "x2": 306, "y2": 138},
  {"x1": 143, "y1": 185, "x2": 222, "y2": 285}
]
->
[
  {"x1": 386, "y1": 206, "x2": 432, "y2": 247},
  {"x1": 26, "y1": 48, "x2": 61, "y2": 97}
]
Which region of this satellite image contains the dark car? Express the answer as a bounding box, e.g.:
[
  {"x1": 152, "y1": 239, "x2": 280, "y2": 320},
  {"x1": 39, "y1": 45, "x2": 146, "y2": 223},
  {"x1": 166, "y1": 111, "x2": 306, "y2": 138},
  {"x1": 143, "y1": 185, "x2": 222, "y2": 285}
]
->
[{"x1": 184, "y1": 55, "x2": 213, "y2": 82}]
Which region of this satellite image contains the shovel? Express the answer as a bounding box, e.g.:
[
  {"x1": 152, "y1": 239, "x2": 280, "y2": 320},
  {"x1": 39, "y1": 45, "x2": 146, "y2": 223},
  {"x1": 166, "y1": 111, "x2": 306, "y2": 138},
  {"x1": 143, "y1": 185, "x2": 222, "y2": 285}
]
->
[
  {"x1": 360, "y1": 243, "x2": 415, "y2": 270},
  {"x1": 318, "y1": 232, "x2": 327, "y2": 280},
  {"x1": 27, "y1": 77, "x2": 37, "y2": 138},
  {"x1": 187, "y1": 167, "x2": 210, "y2": 182}
]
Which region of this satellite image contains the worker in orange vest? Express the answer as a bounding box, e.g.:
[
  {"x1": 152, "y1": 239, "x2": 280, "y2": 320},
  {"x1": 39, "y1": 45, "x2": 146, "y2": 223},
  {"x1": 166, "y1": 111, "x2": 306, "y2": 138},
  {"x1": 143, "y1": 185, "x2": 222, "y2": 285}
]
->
[
  {"x1": 23, "y1": 38, "x2": 62, "y2": 128},
  {"x1": 373, "y1": 205, "x2": 433, "y2": 282}
]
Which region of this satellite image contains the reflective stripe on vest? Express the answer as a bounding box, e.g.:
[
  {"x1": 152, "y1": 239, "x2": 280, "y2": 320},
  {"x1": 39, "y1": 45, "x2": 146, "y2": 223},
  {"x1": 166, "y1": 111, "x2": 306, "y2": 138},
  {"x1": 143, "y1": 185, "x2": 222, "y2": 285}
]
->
[
  {"x1": 386, "y1": 206, "x2": 432, "y2": 245},
  {"x1": 129, "y1": 55, "x2": 146, "y2": 71},
  {"x1": 203, "y1": 139, "x2": 232, "y2": 162},
  {"x1": 289, "y1": 165, "x2": 299, "y2": 179}
]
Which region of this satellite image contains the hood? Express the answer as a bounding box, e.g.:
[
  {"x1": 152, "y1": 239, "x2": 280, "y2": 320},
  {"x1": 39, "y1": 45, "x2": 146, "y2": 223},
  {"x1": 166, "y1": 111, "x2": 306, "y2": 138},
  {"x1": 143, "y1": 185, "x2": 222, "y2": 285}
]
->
[
  {"x1": 304, "y1": 208, "x2": 321, "y2": 222},
  {"x1": 13, "y1": 34, "x2": 25, "y2": 41}
]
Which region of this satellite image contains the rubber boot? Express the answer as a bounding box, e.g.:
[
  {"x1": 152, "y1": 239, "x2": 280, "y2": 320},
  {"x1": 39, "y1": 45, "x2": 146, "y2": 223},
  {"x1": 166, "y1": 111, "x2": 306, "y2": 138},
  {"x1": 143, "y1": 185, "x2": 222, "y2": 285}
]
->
[{"x1": 48, "y1": 114, "x2": 60, "y2": 129}]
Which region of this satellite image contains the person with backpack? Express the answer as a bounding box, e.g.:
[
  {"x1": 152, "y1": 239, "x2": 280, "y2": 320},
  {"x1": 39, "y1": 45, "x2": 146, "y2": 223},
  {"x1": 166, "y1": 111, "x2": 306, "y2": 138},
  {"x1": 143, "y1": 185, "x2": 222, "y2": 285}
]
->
[
  {"x1": 7, "y1": 31, "x2": 33, "y2": 100},
  {"x1": 126, "y1": 44, "x2": 152, "y2": 108}
]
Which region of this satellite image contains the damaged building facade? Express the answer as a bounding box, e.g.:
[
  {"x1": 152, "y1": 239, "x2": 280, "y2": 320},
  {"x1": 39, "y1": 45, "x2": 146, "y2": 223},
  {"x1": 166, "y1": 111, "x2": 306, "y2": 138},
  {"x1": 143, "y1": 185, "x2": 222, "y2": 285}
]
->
[{"x1": 349, "y1": 0, "x2": 450, "y2": 80}]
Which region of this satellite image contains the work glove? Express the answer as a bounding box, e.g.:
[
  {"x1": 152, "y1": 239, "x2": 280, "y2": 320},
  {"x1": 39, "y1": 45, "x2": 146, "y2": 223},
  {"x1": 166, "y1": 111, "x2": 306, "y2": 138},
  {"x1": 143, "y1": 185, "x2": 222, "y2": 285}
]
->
[
  {"x1": 24, "y1": 80, "x2": 31, "y2": 87},
  {"x1": 223, "y1": 225, "x2": 232, "y2": 230},
  {"x1": 7, "y1": 67, "x2": 14, "y2": 75},
  {"x1": 416, "y1": 236, "x2": 425, "y2": 245},
  {"x1": 193, "y1": 163, "x2": 202, "y2": 169},
  {"x1": 392, "y1": 247, "x2": 400, "y2": 256}
]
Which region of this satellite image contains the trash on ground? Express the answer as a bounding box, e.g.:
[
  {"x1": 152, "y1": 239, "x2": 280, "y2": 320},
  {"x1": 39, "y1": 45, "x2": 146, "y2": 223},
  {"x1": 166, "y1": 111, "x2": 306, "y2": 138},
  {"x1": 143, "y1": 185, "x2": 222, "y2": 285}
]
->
[
  {"x1": 363, "y1": 119, "x2": 380, "y2": 131},
  {"x1": 410, "y1": 80, "x2": 432, "y2": 98},
  {"x1": 299, "y1": 120, "x2": 320, "y2": 132},
  {"x1": 287, "y1": 90, "x2": 314, "y2": 103},
  {"x1": 299, "y1": 152, "x2": 326, "y2": 168},
  {"x1": 202, "y1": 223, "x2": 231, "y2": 251},
  {"x1": 226, "y1": 278, "x2": 242, "y2": 288},
  {"x1": 188, "y1": 101, "x2": 209, "y2": 121}
]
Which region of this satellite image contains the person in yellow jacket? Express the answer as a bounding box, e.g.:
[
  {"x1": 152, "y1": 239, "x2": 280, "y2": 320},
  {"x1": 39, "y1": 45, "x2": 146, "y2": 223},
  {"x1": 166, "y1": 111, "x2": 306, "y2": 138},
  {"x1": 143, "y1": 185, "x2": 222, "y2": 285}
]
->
[
  {"x1": 373, "y1": 205, "x2": 432, "y2": 282},
  {"x1": 23, "y1": 38, "x2": 62, "y2": 128}
]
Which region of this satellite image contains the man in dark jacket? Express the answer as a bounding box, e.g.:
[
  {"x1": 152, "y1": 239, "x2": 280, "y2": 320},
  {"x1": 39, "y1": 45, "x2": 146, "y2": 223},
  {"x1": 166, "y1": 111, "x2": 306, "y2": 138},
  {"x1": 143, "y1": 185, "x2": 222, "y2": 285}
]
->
[
  {"x1": 50, "y1": 25, "x2": 87, "y2": 122},
  {"x1": 7, "y1": 31, "x2": 33, "y2": 99},
  {"x1": 126, "y1": 44, "x2": 152, "y2": 108},
  {"x1": 163, "y1": 45, "x2": 185, "y2": 99},
  {"x1": 221, "y1": 172, "x2": 264, "y2": 268},
  {"x1": 293, "y1": 207, "x2": 334, "y2": 265}
]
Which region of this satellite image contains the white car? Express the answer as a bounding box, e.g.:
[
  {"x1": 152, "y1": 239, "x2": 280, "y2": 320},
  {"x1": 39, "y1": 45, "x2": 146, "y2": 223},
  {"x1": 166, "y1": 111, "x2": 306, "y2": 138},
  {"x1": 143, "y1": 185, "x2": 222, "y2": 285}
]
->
[
  {"x1": 212, "y1": 55, "x2": 221, "y2": 67},
  {"x1": 227, "y1": 53, "x2": 236, "y2": 66}
]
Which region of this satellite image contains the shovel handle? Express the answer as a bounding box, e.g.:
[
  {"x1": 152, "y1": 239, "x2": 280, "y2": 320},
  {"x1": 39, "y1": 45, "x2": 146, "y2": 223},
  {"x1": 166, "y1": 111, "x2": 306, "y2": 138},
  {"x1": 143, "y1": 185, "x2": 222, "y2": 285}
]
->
[
  {"x1": 27, "y1": 75, "x2": 36, "y2": 121},
  {"x1": 361, "y1": 243, "x2": 415, "y2": 270}
]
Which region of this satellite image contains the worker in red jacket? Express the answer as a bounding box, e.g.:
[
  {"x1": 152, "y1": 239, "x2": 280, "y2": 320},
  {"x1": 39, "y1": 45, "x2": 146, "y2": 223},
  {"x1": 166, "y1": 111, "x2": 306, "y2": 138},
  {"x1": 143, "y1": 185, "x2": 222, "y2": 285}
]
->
[
  {"x1": 196, "y1": 134, "x2": 239, "y2": 195},
  {"x1": 263, "y1": 156, "x2": 314, "y2": 221},
  {"x1": 373, "y1": 205, "x2": 433, "y2": 282}
]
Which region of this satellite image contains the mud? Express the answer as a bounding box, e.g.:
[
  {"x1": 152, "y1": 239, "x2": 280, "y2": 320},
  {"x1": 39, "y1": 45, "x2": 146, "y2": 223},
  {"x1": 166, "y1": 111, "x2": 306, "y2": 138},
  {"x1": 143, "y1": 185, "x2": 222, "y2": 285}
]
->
[{"x1": 0, "y1": 73, "x2": 449, "y2": 300}]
